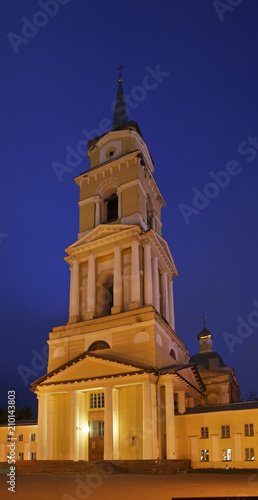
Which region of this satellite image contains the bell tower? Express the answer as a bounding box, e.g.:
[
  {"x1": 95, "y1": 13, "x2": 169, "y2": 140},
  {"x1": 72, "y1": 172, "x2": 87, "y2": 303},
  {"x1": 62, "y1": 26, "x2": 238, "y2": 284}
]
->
[{"x1": 47, "y1": 73, "x2": 189, "y2": 373}]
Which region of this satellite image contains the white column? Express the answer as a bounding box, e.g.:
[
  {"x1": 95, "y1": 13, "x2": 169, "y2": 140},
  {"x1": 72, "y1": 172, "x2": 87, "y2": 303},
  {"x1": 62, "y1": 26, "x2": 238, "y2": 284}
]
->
[
  {"x1": 164, "y1": 381, "x2": 176, "y2": 459},
  {"x1": 37, "y1": 393, "x2": 48, "y2": 460},
  {"x1": 144, "y1": 244, "x2": 153, "y2": 306},
  {"x1": 69, "y1": 265, "x2": 73, "y2": 318},
  {"x1": 47, "y1": 395, "x2": 55, "y2": 460},
  {"x1": 177, "y1": 391, "x2": 186, "y2": 414},
  {"x1": 95, "y1": 196, "x2": 101, "y2": 226},
  {"x1": 112, "y1": 246, "x2": 122, "y2": 313},
  {"x1": 78, "y1": 392, "x2": 85, "y2": 460},
  {"x1": 131, "y1": 240, "x2": 140, "y2": 306},
  {"x1": 161, "y1": 271, "x2": 169, "y2": 321},
  {"x1": 104, "y1": 387, "x2": 113, "y2": 460},
  {"x1": 87, "y1": 254, "x2": 96, "y2": 317},
  {"x1": 152, "y1": 257, "x2": 160, "y2": 312},
  {"x1": 72, "y1": 259, "x2": 80, "y2": 318},
  {"x1": 168, "y1": 278, "x2": 175, "y2": 330},
  {"x1": 142, "y1": 382, "x2": 153, "y2": 459},
  {"x1": 112, "y1": 388, "x2": 119, "y2": 460},
  {"x1": 117, "y1": 190, "x2": 122, "y2": 219},
  {"x1": 70, "y1": 392, "x2": 79, "y2": 461}
]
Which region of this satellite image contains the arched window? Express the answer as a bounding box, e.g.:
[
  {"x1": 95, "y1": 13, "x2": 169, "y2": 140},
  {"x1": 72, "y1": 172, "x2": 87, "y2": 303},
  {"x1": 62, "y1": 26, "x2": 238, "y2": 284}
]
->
[
  {"x1": 105, "y1": 192, "x2": 118, "y2": 222},
  {"x1": 170, "y1": 349, "x2": 176, "y2": 360},
  {"x1": 87, "y1": 340, "x2": 110, "y2": 352},
  {"x1": 96, "y1": 180, "x2": 120, "y2": 224}
]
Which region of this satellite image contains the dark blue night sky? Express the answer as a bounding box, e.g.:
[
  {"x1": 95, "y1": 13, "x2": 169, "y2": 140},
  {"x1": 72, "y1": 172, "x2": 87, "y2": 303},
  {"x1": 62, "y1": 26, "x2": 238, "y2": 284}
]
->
[{"x1": 1, "y1": 0, "x2": 258, "y2": 415}]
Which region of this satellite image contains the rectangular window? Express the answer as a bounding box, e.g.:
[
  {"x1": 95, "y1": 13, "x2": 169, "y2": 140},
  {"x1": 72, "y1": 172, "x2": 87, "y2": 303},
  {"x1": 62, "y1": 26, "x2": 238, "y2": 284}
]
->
[
  {"x1": 245, "y1": 448, "x2": 255, "y2": 461},
  {"x1": 90, "y1": 392, "x2": 105, "y2": 409},
  {"x1": 30, "y1": 433, "x2": 36, "y2": 442},
  {"x1": 200, "y1": 449, "x2": 209, "y2": 462},
  {"x1": 18, "y1": 434, "x2": 23, "y2": 442},
  {"x1": 6, "y1": 435, "x2": 12, "y2": 442},
  {"x1": 31, "y1": 452, "x2": 36, "y2": 461},
  {"x1": 18, "y1": 453, "x2": 24, "y2": 461},
  {"x1": 222, "y1": 448, "x2": 232, "y2": 461},
  {"x1": 245, "y1": 424, "x2": 254, "y2": 436},
  {"x1": 221, "y1": 425, "x2": 230, "y2": 438},
  {"x1": 201, "y1": 427, "x2": 209, "y2": 439},
  {"x1": 89, "y1": 420, "x2": 104, "y2": 437}
]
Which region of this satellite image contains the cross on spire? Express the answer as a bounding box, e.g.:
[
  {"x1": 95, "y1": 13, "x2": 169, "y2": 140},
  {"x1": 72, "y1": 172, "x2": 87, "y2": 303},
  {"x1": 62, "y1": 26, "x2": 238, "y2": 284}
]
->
[
  {"x1": 116, "y1": 64, "x2": 124, "y2": 82},
  {"x1": 203, "y1": 315, "x2": 207, "y2": 327}
]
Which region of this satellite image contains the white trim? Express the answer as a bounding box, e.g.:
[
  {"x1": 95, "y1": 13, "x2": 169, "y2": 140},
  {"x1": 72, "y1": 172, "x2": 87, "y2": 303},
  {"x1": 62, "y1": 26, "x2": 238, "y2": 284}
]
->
[{"x1": 78, "y1": 196, "x2": 95, "y2": 207}]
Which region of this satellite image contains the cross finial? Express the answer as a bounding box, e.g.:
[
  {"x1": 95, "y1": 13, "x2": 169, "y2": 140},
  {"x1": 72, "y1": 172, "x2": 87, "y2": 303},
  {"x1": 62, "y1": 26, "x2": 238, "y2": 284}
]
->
[
  {"x1": 116, "y1": 64, "x2": 124, "y2": 82},
  {"x1": 203, "y1": 315, "x2": 207, "y2": 327}
]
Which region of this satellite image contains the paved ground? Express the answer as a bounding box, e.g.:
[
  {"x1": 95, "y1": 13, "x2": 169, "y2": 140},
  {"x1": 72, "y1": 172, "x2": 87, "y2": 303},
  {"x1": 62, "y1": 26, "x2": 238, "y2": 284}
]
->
[{"x1": 1, "y1": 472, "x2": 258, "y2": 500}]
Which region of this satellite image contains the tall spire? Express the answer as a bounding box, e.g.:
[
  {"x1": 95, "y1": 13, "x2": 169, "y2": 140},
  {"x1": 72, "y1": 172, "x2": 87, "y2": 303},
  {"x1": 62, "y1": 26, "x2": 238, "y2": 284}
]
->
[{"x1": 112, "y1": 64, "x2": 128, "y2": 130}]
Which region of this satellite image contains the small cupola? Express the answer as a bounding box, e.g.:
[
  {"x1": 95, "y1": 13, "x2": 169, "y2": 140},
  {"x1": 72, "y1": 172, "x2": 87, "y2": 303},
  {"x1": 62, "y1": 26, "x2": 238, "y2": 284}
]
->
[{"x1": 197, "y1": 317, "x2": 213, "y2": 353}]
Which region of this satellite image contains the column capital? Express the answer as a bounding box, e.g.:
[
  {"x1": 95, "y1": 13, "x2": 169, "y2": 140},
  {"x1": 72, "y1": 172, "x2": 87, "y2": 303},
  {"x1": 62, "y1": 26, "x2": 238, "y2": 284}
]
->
[
  {"x1": 163, "y1": 378, "x2": 174, "y2": 389},
  {"x1": 88, "y1": 253, "x2": 96, "y2": 260},
  {"x1": 131, "y1": 237, "x2": 140, "y2": 246}
]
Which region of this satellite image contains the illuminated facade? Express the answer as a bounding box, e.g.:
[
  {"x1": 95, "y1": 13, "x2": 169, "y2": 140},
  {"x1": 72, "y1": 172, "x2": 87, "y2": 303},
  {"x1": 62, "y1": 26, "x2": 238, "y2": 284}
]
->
[{"x1": 0, "y1": 76, "x2": 257, "y2": 468}]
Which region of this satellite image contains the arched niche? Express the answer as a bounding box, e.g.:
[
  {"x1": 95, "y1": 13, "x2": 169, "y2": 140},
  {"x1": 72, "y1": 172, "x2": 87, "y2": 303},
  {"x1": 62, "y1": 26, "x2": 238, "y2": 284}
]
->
[
  {"x1": 96, "y1": 270, "x2": 113, "y2": 318},
  {"x1": 156, "y1": 333, "x2": 162, "y2": 346},
  {"x1": 52, "y1": 347, "x2": 65, "y2": 358},
  {"x1": 134, "y1": 331, "x2": 150, "y2": 344}
]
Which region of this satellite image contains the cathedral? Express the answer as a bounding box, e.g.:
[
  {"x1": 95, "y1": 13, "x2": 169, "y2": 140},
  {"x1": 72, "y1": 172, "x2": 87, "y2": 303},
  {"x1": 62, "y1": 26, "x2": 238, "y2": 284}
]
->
[{"x1": 1, "y1": 73, "x2": 257, "y2": 468}]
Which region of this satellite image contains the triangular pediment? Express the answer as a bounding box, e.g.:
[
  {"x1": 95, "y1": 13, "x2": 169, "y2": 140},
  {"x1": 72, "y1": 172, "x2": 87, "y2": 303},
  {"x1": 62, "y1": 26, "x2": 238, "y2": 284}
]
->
[
  {"x1": 151, "y1": 232, "x2": 178, "y2": 276},
  {"x1": 32, "y1": 352, "x2": 152, "y2": 388},
  {"x1": 65, "y1": 224, "x2": 139, "y2": 254}
]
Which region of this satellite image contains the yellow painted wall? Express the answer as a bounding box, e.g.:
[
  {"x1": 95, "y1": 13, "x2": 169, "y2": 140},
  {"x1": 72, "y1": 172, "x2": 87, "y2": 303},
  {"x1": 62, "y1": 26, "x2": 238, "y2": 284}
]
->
[
  {"x1": 0, "y1": 424, "x2": 37, "y2": 461},
  {"x1": 119, "y1": 385, "x2": 143, "y2": 459},
  {"x1": 176, "y1": 408, "x2": 258, "y2": 468}
]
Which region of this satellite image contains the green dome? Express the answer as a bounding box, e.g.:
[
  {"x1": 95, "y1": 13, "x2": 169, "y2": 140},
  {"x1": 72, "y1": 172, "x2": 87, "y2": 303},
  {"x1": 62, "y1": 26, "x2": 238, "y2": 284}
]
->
[
  {"x1": 189, "y1": 351, "x2": 226, "y2": 369},
  {"x1": 197, "y1": 326, "x2": 213, "y2": 340}
]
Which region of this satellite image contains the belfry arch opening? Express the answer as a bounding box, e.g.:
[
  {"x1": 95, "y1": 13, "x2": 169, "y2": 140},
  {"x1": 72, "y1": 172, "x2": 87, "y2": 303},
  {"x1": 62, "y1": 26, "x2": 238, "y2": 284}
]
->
[
  {"x1": 101, "y1": 186, "x2": 118, "y2": 223},
  {"x1": 146, "y1": 195, "x2": 155, "y2": 230}
]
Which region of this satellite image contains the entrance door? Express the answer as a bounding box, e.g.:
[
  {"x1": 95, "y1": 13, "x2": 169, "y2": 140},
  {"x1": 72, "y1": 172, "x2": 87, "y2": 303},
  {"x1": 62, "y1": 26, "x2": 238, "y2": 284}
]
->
[{"x1": 88, "y1": 421, "x2": 104, "y2": 461}]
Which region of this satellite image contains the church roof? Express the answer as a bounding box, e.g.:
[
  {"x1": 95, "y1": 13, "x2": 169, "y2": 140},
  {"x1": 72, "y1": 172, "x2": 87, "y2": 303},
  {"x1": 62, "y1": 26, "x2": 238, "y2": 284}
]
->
[
  {"x1": 181, "y1": 401, "x2": 258, "y2": 415},
  {"x1": 86, "y1": 120, "x2": 144, "y2": 153},
  {"x1": 112, "y1": 76, "x2": 128, "y2": 129},
  {"x1": 189, "y1": 351, "x2": 226, "y2": 369}
]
